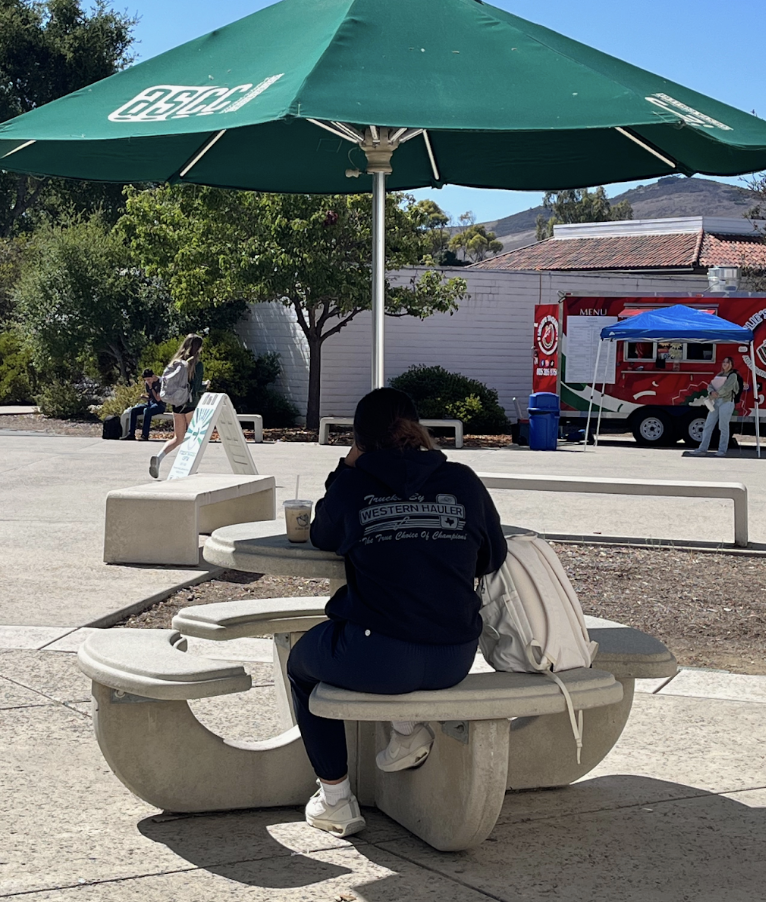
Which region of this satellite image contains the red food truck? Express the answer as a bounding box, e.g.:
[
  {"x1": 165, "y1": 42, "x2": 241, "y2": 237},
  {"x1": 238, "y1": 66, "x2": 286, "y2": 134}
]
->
[{"x1": 532, "y1": 295, "x2": 766, "y2": 445}]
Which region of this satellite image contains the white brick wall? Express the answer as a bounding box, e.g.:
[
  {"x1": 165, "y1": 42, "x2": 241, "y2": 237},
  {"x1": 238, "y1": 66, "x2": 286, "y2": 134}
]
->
[
  {"x1": 237, "y1": 301, "x2": 309, "y2": 420},
  {"x1": 241, "y1": 268, "x2": 709, "y2": 419}
]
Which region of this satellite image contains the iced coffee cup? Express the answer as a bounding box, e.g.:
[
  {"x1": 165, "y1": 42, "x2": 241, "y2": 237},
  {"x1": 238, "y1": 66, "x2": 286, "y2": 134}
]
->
[{"x1": 284, "y1": 499, "x2": 313, "y2": 543}]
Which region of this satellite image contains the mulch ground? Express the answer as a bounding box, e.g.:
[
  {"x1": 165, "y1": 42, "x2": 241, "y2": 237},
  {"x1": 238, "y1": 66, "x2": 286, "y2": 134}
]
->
[
  {"x1": 117, "y1": 544, "x2": 766, "y2": 676},
  {"x1": 5, "y1": 414, "x2": 764, "y2": 674},
  {"x1": 0, "y1": 413, "x2": 512, "y2": 448}
]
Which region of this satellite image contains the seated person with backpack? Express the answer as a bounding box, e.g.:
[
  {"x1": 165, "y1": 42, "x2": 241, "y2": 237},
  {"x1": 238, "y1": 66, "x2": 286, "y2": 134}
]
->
[
  {"x1": 122, "y1": 369, "x2": 166, "y2": 441},
  {"x1": 287, "y1": 388, "x2": 508, "y2": 838}
]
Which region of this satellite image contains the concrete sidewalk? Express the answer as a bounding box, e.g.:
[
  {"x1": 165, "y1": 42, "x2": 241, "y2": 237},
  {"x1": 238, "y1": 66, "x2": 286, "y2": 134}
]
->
[
  {"x1": 2, "y1": 430, "x2": 765, "y2": 899},
  {"x1": 2, "y1": 432, "x2": 765, "y2": 628},
  {"x1": 2, "y1": 638, "x2": 765, "y2": 901}
]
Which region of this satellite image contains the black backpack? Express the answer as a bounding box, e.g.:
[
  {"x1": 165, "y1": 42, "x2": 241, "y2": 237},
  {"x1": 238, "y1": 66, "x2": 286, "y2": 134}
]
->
[
  {"x1": 102, "y1": 415, "x2": 122, "y2": 440},
  {"x1": 733, "y1": 371, "x2": 744, "y2": 405}
]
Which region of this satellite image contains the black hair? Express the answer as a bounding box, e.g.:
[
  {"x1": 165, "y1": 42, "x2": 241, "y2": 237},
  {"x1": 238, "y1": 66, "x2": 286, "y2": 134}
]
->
[
  {"x1": 141, "y1": 368, "x2": 154, "y2": 378},
  {"x1": 353, "y1": 388, "x2": 435, "y2": 452}
]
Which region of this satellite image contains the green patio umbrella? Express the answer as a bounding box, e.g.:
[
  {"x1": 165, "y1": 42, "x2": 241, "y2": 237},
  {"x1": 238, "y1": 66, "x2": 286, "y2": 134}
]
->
[{"x1": 3, "y1": 0, "x2": 766, "y2": 387}]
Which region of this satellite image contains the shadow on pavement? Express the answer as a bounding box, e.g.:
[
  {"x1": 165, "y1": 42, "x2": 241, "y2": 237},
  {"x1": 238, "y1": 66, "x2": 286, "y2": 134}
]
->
[{"x1": 136, "y1": 775, "x2": 765, "y2": 900}]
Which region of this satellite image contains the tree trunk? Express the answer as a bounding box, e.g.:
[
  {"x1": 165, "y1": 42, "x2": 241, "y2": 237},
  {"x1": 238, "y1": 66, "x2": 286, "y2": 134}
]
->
[{"x1": 306, "y1": 336, "x2": 322, "y2": 432}]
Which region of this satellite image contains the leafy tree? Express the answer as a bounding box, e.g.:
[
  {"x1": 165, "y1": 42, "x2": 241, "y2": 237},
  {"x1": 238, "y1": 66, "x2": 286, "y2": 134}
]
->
[
  {"x1": 120, "y1": 186, "x2": 468, "y2": 430},
  {"x1": 449, "y1": 223, "x2": 503, "y2": 263},
  {"x1": 0, "y1": 236, "x2": 26, "y2": 326},
  {"x1": 535, "y1": 187, "x2": 633, "y2": 240},
  {"x1": 412, "y1": 199, "x2": 450, "y2": 258},
  {"x1": 744, "y1": 172, "x2": 766, "y2": 291},
  {"x1": 13, "y1": 212, "x2": 170, "y2": 383},
  {"x1": 0, "y1": 0, "x2": 137, "y2": 237}
]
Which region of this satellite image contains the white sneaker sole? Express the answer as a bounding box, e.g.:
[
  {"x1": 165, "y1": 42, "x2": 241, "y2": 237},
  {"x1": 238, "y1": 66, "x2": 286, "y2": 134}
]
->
[
  {"x1": 376, "y1": 744, "x2": 432, "y2": 773},
  {"x1": 306, "y1": 812, "x2": 366, "y2": 837}
]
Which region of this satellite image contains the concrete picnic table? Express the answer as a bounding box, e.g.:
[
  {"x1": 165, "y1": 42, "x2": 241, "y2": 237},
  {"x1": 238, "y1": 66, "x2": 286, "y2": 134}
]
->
[{"x1": 78, "y1": 521, "x2": 677, "y2": 850}]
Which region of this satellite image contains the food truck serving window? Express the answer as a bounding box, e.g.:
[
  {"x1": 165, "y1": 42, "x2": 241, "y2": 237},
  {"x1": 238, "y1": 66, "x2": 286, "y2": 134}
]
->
[{"x1": 624, "y1": 342, "x2": 716, "y2": 362}]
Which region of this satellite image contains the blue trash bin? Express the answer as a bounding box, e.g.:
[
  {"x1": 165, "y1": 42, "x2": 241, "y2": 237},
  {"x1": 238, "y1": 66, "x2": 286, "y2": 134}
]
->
[{"x1": 528, "y1": 392, "x2": 560, "y2": 451}]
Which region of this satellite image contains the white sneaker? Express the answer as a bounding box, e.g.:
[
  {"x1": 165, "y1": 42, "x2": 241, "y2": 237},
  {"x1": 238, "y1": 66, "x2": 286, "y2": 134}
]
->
[
  {"x1": 305, "y1": 785, "x2": 366, "y2": 838},
  {"x1": 376, "y1": 723, "x2": 435, "y2": 772},
  {"x1": 149, "y1": 456, "x2": 160, "y2": 479}
]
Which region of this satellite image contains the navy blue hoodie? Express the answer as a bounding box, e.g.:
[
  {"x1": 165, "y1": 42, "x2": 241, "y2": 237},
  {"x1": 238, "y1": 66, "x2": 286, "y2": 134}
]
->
[{"x1": 310, "y1": 448, "x2": 508, "y2": 645}]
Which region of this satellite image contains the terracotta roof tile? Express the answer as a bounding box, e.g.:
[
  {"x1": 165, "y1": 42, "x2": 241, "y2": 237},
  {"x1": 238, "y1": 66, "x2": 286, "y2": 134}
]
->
[
  {"x1": 700, "y1": 233, "x2": 766, "y2": 269},
  {"x1": 473, "y1": 229, "x2": 766, "y2": 272}
]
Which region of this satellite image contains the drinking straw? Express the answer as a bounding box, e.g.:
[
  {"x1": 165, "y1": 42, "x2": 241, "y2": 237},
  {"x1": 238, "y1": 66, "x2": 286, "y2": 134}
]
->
[{"x1": 295, "y1": 475, "x2": 300, "y2": 500}]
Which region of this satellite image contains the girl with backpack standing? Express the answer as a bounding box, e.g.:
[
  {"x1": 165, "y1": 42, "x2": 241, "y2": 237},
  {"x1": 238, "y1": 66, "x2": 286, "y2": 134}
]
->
[
  {"x1": 286, "y1": 388, "x2": 508, "y2": 837},
  {"x1": 149, "y1": 334, "x2": 204, "y2": 479},
  {"x1": 690, "y1": 356, "x2": 740, "y2": 458}
]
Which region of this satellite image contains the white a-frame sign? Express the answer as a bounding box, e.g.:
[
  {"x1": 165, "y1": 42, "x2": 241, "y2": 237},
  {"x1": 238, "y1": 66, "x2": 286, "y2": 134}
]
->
[{"x1": 167, "y1": 393, "x2": 258, "y2": 480}]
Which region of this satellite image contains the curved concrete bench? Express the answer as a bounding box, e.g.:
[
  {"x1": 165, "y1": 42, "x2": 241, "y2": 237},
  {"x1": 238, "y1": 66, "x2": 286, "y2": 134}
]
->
[
  {"x1": 171, "y1": 600, "x2": 678, "y2": 792},
  {"x1": 173, "y1": 596, "x2": 330, "y2": 729},
  {"x1": 172, "y1": 596, "x2": 330, "y2": 641},
  {"x1": 77, "y1": 629, "x2": 316, "y2": 813},
  {"x1": 309, "y1": 668, "x2": 621, "y2": 851},
  {"x1": 77, "y1": 608, "x2": 676, "y2": 850}
]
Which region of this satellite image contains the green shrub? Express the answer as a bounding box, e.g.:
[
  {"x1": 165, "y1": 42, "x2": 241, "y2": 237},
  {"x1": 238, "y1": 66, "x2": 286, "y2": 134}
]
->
[
  {"x1": 96, "y1": 382, "x2": 145, "y2": 421},
  {"x1": 36, "y1": 380, "x2": 93, "y2": 419},
  {"x1": 0, "y1": 330, "x2": 36, "y2": 404},
  {"x1": 253, "y1": 387, "x2": 300, "y2": 428},
  {"x1": 389, "y1": 365, "x2": 510, "y2": 434}
]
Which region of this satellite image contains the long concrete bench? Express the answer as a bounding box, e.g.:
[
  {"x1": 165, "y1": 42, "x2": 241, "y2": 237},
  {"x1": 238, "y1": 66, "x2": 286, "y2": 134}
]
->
[
  {"x1": 477, "y1": 472, "x2": 749, "y2": 547},
  {"x1": 103, "y1": 474, "x2": 276, "y2": 566},
  {"x1": 319, "y1": 416, "x2": 464, "y2": 448},
  {"x1": 120, "y1": 410, "x2": 263, "y2": 442}
]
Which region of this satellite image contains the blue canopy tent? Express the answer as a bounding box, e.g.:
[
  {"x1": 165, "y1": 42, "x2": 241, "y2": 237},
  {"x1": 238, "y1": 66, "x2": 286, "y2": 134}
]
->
[{"x1": 584, "y1": 305, "x2": 759, "y2": 456}]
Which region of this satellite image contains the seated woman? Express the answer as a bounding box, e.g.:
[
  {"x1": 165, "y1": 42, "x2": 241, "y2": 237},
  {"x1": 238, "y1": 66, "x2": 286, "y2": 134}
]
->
[{"x1": 287, "y1": 388, "x2": 508, "y2": 838}]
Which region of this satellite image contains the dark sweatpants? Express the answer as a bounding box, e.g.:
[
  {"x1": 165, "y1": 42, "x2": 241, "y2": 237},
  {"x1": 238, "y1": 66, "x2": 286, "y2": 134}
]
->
[{"x1": 287, "y1": 619, "x2": 477, "y2": 781}]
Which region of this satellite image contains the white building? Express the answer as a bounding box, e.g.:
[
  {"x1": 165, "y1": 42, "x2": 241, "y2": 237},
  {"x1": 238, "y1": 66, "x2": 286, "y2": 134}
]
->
[{"x1": 237, "y1": 217, "x2": 764, "y2": 420}]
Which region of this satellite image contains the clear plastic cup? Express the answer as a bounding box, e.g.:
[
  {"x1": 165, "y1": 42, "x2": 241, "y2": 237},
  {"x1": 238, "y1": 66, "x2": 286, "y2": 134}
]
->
[{"x1": 283, "y1": 499, "x2": 313, "y2": 543}]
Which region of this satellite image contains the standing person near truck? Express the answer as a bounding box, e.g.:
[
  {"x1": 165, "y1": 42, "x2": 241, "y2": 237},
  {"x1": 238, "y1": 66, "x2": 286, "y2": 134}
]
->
[
  {"x1": 287, "y1": 387, "x2": 508, "y2": 838},
  {"x1": 690, "y1": 357, "x2": 740, "y2": 457}
]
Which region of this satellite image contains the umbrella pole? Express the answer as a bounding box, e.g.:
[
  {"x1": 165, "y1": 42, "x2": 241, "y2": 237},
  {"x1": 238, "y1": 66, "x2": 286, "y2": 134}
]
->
[
  {"x1": 749, "y1": 342, "x2": 761, "y2": 458},
  {"x1": 583, "y1": 340, "x2": 602, "y2": 452},
  {"x1": 371, "y1": 170, "x2": 386, "y2": 390}
]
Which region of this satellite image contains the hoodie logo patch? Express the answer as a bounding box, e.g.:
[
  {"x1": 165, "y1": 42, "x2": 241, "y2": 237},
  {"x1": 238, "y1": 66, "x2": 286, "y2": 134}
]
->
[{"x1": 359, "y1": 493, "x2": 466, "y2": 537}]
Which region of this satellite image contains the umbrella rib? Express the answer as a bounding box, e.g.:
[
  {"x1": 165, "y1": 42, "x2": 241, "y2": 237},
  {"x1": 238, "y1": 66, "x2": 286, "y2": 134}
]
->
[
  {"x1": 309, "y1": 119, "x2": 361, "y2": 143},
  {"x1": 614, "y1": 127, "x2": 676, "y2": 169},
  {"x1": 1, "y1": 139, "x2": 36, "y2": 159},
  {"x1": 179, "y1": 129, "x2": 227, "y2": 178},
  {"x1": 422, "y1": 130, "x2": 440, "y2": 180}
]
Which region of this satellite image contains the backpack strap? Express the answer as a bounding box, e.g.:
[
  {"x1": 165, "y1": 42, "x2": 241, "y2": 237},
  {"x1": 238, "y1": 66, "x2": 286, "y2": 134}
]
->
[{"x1": 544, "y1": 671, "x2": 585, "y2": 764}]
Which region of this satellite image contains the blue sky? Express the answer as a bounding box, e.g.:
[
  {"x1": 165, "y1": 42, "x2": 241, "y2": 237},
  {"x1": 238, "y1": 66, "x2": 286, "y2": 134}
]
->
[{"x1": 128, "y1": 0, "x2": 766, "y2": 225}]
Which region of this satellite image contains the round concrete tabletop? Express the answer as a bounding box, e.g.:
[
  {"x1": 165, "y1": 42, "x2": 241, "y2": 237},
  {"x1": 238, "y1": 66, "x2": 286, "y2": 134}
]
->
[
  {"x1": 204, "y1": 521, "x2": 534, "y2": 577},
  {"x1": 204, "y1": 521, "x2": 346, "y2": 578}
]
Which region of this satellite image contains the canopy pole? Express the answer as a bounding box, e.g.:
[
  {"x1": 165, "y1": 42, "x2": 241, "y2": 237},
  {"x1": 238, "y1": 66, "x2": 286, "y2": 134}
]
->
[
  {"x1": 583, "y1": 340, "x2": 603, "y2": 452},
  {"x1": 594, "y1": 361, "x2": 608, "y2": 450},
  {"x1": 371, "y1": 170, "x2": 386, "y2": 389},
  {"x1": 749, "y1": 342, "x2": 761, "y2": 459}
]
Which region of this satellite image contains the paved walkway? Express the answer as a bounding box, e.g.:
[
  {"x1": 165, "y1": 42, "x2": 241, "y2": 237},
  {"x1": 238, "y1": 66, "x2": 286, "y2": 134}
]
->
[
  {"x1": 1, "y1": 432, "x2": 765, "y2": 627},
  {"x1": 3, "y1": 634, "x2": 765, "y2": 900},
  {"x1": 2, "y1": 430, "x2": 765, "y2": 900}
]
